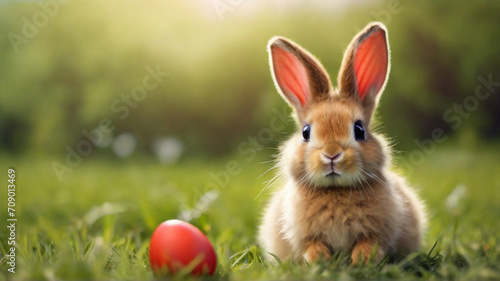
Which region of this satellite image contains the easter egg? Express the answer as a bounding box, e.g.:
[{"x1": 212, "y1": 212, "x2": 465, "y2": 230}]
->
[{"x1": 149, "y1": 220, "x2": 217, "y2": 276}]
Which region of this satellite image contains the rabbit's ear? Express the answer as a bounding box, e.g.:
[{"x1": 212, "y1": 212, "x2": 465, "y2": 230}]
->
[
  {"x1": 338, "y1": 22, "x2": 390, "y2": 115},
  {"x1": 269, "y1": 37, "x2": 331, "y2": 120}
]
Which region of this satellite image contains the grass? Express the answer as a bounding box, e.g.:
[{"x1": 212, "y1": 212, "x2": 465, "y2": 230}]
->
[{"x1": 1, "y1": 143, "x2": 500, "y2": 280}]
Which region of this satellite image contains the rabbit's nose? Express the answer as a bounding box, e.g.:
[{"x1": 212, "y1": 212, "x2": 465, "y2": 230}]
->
[
  {"x1": 322, "y1": 151, "x2": 343, "y2": 163},
  {"x1": 322, "y1": 144, "x2": 343, "y2": 161}
]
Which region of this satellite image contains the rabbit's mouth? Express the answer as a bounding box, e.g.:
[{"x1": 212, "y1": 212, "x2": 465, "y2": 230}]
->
[
  {"x1": 325, "y1": 170, "x2": 341, "y2": 177},
  {"x1": 324, "y1": 162, "x2": 341, "y2": 178}
]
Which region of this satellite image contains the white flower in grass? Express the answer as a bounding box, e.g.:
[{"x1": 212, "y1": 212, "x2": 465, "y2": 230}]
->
[
  {"x1": 112, "y1": 133, "x2": 136, "y2": 158},
  {"x1": 152, "y1": 137, "x2": 184, "y2": 164}
]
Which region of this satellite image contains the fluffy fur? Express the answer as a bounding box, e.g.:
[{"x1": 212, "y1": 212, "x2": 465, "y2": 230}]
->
[{"x1": 259, "y1": 22, "x2": 426, "y2": 264}]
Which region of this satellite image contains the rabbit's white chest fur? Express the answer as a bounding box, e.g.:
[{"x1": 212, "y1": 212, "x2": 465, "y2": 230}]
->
[{"x1": 281, "y1": 181, "x2": 361, "y2": 255}]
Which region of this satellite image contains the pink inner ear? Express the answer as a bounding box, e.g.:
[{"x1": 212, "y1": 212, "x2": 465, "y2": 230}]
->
[
  {"x1": 271, "y1": 46, "x2": 310, "y2": 106},
  {"x1": 353, "y1": 29, "x2": 388, "y2": 100}
]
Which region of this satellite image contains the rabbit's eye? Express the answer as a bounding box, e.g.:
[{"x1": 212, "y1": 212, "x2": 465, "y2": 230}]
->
[
  {"x1": 354, "y1": 120, "x2": 365, "y2": 141},
  {"x1": 302, "y1": 124, "x2": 311, "y2": 141}
]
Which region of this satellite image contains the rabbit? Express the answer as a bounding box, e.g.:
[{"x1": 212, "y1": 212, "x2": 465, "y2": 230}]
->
[{"x1": 258, "y1": 22, "x2": 427, "y2": 265}]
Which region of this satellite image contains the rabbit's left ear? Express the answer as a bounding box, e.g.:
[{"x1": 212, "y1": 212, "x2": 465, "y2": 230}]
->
[{"x1": 338, "y1": 22, "x2": 390, "y2": 118}]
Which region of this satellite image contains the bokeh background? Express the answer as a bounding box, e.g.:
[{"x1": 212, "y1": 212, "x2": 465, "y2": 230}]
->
[
  {"x1": 1, "y1": 0, "x2": 499, "y2": 157},
  {"x1": 0, "y1": 0, "x2": 499, "y2": 279}
]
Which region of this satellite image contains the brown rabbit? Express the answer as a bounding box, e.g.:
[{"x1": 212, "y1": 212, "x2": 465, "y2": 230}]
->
[{"x1": 258, "y1": 22, "x2": 426, "y2": 265}]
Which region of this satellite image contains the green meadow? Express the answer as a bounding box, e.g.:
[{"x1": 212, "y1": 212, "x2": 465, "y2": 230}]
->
[
  {"x1": 1, "y1": 0, "x2": 499, "y2": 279},
  {"x1": 1, "y1": 142, "x2": 500, "y2": 279}
]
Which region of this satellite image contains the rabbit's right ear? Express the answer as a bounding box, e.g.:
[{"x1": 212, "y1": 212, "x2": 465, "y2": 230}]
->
[
  {"x1": 268, "y1": 37, "x2": 331, "y2": 122},
  {"x1": 337, "y1": 22, "x2": 390, "y2": 121}
]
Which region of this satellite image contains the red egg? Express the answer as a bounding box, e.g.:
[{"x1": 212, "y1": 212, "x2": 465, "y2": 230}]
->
[{"x1": 149, "y1": 220, "x2": 217, "y2": 276}]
